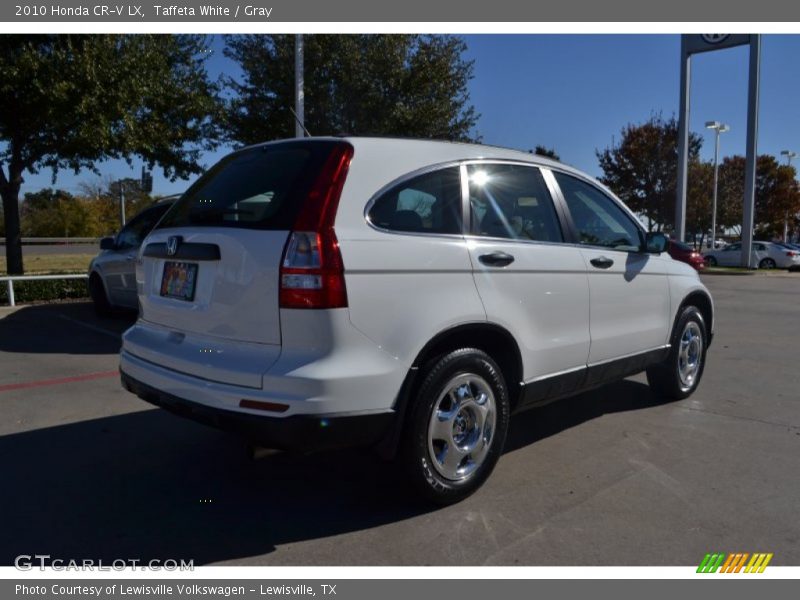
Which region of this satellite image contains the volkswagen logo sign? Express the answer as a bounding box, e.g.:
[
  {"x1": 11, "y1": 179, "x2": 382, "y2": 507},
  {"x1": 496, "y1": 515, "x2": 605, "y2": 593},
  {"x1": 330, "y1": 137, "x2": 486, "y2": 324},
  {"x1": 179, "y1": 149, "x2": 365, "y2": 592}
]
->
[
  {"x1": 701, "y1": 34, "x2": 730, "y2": 45},
  {"x1": 166, "y1": 236, "x2": 182, "y2": 257}
]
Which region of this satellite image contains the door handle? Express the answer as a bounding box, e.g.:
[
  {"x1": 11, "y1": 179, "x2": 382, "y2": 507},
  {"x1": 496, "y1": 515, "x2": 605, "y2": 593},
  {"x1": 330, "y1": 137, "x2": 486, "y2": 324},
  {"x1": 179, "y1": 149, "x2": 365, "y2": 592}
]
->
[
  {"x1": 479, "y1": 252, "x2": 515, "y2": 267},
  {"x1": 125, "y1": 254, "x2": 136, "y2": 261},
  {"x1": 590, "y1": 256, "x2": 614, "y2": 269}
]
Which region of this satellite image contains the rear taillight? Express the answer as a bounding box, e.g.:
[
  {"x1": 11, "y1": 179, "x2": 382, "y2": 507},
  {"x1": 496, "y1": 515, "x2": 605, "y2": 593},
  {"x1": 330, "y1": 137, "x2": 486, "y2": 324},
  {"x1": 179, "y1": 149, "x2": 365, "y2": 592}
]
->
[
  {"x1": 279, "y1": 143, "x2": 353, "y2": 309},
  {"x1": 786, "y1": 251, "x2": 797, "y2": 257},
  {"x1": 280, "y1": 230, "x2": 347, "y2": 308}
]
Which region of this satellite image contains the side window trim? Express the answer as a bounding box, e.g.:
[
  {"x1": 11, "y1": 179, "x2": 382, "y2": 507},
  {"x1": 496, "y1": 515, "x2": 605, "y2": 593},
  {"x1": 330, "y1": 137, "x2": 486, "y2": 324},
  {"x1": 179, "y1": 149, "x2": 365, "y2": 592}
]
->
[
  {"x1": 459, "y1": 163, "x2": 471, "y2": 235},
  {"x1": 541, "y1": 167, "x2": 580, "y2": 245},
  {"x1": 548, "y1": 167, "x2": 646, "y2": 253}
]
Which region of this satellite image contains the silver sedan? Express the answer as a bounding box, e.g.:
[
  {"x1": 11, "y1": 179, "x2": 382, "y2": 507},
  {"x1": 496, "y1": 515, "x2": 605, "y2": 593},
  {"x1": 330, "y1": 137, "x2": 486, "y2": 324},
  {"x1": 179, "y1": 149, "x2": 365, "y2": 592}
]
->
[{"x1": 703, "y1": 240, "x2": 800, "y2": 269}]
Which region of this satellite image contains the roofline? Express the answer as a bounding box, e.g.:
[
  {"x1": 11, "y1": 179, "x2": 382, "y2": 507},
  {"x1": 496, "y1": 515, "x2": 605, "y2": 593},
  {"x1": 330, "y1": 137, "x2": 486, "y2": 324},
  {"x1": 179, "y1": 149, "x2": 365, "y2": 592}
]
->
[{"x1": 234, "y1": 135, "x2": 567, "y2": 170}]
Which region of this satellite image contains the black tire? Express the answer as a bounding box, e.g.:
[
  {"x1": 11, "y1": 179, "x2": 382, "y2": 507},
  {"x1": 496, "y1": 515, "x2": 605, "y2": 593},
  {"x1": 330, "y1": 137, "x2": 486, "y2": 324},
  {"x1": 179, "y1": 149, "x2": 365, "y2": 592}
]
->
[
  {"x1": 646, "y1": 306, "x2": 708, "y2": 400},
  {"x1": 759, "y1": 258, "x2": 776, "y2": 269},
  {"x1": 89, "y1": 274, "x2": 112, "y2": 316},
  {"x1": 400, "y1": 348, "x2": 510, "y2": 505},
  {"x1": 705, "y1": 256, "x2": 717, "y2": 267}
]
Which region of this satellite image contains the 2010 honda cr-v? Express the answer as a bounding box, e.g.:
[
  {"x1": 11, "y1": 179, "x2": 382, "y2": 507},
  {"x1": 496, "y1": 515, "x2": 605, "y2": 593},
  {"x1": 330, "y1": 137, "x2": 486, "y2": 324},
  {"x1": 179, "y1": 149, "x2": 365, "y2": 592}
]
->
[{"x1": 120, "y1": 137, "x2": 714, "y2": 504}]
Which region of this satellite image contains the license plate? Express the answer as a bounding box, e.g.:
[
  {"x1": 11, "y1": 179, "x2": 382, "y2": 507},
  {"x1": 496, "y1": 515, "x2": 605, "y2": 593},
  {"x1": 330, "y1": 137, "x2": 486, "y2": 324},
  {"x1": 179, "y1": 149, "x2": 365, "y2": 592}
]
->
[{"x1": 160, "y1": 261, "x2": 198, "y2": 302}]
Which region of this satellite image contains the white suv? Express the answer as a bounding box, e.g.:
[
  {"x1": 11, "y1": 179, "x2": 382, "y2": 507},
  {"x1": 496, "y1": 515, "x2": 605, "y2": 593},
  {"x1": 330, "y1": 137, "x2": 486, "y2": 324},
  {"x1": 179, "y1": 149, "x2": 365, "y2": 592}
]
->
[{"x1": 120, "y1": 138, "x2": 714, "y2": 504}]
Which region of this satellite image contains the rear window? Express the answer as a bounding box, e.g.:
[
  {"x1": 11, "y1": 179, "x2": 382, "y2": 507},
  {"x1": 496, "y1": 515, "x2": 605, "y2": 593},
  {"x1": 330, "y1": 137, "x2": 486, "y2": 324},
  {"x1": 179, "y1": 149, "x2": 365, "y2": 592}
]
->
[{"x1": 157, "y1": 141, "x2": 347, "y2": 231}]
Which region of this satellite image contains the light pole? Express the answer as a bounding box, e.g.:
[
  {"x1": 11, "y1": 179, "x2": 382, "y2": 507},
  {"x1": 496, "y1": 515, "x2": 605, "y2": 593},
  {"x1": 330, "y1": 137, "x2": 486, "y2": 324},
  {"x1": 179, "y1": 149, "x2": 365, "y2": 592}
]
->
[
  {"x1": 780, "y1": 150, "x2": 797, "y2": 243},
  {"x1": 705, "y1": 121, "x2": 730, "y2": 251}
]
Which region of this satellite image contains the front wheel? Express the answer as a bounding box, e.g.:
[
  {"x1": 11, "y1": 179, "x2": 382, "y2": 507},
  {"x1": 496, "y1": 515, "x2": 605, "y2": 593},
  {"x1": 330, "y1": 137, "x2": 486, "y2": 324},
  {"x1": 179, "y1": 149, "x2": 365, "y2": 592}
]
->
[
  {"x1": 400, "y1": 348, "x2": 510, "y2": 505},
  {"x1": 646, "y1": 306, "x2": 708, "y2": 400},
  {"x1": 705, "y1": 256, "x2": 717, "y2": 267}
]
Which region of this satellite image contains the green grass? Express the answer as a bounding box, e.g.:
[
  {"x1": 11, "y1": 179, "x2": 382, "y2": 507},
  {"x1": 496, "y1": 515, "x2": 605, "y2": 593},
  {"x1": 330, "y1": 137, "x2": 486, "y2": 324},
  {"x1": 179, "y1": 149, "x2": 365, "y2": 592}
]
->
[{"x1": 0, "y1": 254, "x2": 93, "y2": 276}]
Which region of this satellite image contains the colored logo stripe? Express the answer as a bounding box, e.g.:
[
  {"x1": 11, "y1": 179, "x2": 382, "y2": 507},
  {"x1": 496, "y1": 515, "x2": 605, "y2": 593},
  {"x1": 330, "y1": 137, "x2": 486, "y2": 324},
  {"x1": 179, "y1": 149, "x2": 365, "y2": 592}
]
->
[
  {"x1": 697, "y1": 552, "x2": 772, "y2": 573},
  {"x1": 697, "y1": 553, "x2": 725, "y2": 573}
]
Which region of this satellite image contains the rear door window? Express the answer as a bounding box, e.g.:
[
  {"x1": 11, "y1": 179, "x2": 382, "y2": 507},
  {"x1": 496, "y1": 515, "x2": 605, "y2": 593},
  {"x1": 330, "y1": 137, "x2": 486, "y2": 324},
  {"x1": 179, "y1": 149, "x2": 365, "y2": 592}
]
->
[
  {"x1": 157, "y1": 141, "x2": 349, "y2": 231},
  {"x1": 367, "y1": 167, "x2": 462, "y2": 234},
  {"x1": 467, "y1": 163, "x2": 563, "y2": 242}
]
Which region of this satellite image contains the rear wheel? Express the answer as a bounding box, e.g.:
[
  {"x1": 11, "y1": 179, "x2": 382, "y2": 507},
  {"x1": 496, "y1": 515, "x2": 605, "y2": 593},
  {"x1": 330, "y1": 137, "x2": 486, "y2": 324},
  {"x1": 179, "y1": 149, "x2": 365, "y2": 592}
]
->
[
  {"x1": 704, "y1": 256, "x2": 717, "y2": 267},
  {"x1": 400, "y1": 348, "x2": 510, "y2": 505},
  {"x1": 89, "y1": 274, "x2": 111, "y2": 316},
  {"x1": 759, "y1": 258, "x2": 776, "y2": 269},
  {"x1": 646, "y1": 306, "x2": 707, "y2": 400}
]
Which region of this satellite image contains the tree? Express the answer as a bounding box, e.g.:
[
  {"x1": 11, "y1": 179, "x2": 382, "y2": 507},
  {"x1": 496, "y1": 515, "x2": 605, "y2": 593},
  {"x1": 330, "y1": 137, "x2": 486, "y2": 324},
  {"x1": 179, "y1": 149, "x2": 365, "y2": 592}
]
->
[
  {"x1": 716, "y1": 155, "x2": 800, "y2": 238},
  {"x1": 596, "y1": 114, "x2": 703, "y2": 231},
  {"x1": 754, "y1": 156, "x2": 800, "y2": 238},
  {"x1": 223, "y1": 34, "x2": 479, "y2": 145},
  {"x1": 533, "y1": 145, "x2": 560, "y2": 161},
  {"x1": 20, "y1": 188, "x2": 93, "y2": 237},
  {"x1": 685, "y1": 160, "x2": 714, "y2": 248},
  {"x1": 80, "y1": 177, "x2": 155, "y2": 236},
  {"x1": 0, "y1": 35, "x2": 221, "y2": 273}
]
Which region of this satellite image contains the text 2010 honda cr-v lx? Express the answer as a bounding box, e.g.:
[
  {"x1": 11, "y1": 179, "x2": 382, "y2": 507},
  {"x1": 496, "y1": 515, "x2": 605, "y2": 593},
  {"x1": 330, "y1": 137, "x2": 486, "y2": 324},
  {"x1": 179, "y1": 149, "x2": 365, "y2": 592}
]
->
[{"x1": 120, "y1": 137, "x2": 714, "y2": 504}]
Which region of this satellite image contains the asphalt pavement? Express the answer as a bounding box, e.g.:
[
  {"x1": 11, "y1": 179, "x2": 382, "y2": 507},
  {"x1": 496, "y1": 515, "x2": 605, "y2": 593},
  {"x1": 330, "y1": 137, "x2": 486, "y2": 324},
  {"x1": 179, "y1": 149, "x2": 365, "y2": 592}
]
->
[{"x1": 0, "y1": 274, "x2": 798, "y2": 566}]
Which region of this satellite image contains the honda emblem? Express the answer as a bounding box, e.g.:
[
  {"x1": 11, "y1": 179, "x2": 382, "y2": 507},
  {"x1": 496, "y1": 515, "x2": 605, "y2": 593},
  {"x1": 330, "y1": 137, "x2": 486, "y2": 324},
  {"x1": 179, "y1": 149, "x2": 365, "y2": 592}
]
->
[{"x1": 166, "y1": 236, "x2": 181, "y2": 256}]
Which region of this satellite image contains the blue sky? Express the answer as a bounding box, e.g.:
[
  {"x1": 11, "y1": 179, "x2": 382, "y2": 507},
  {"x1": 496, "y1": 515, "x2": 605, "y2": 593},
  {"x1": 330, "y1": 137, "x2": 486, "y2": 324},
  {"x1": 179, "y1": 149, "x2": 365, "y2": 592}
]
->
[{"x1": 18, "y1": 34, "x2": 800, "y2": 199}]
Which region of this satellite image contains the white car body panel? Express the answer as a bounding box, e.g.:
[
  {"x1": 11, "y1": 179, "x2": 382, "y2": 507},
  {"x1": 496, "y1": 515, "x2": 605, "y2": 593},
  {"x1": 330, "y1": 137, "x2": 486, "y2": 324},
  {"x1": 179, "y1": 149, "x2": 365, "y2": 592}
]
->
[
  {"x1": 342, "y1": 236, "x2": 487, "y2": 367},
  {"x1": 579, "y1": 248, "x2": 671, "y2": 364},
  {"x1": 465, "y1": 238, "x2": 590, "y2": 380}
]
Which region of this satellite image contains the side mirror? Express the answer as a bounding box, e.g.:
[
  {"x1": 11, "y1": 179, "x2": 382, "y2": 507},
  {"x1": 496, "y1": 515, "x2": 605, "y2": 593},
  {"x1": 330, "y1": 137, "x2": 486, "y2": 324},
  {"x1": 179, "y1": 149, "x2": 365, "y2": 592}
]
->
[
  {"x1": 99, "y1": 237, "x2": 116, "y2": 251},
  {"x1": 644, "y1": 232, "x2": 668, "y2": 254}
]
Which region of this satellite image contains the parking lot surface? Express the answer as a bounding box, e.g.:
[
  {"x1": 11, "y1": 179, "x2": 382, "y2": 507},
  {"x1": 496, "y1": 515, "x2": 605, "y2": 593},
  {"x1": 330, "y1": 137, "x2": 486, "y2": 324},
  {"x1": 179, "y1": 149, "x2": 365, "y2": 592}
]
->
[{"x1": 1, "y1": 274, "x2": 798, "y2": 566}]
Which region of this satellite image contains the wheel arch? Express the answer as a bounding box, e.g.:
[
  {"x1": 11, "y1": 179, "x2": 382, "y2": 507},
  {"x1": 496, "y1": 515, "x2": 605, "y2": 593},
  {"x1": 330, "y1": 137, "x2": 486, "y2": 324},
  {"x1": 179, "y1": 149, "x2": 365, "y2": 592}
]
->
[
  {"x1": 676, "y1": 290, "x2": 714, "y2": 347},
  {"x1": 88, "y1": 268, "x2": 106, "y2": 292},
  {"x1": 376, "y1": 322, "x2": 523, "y2": 459}
]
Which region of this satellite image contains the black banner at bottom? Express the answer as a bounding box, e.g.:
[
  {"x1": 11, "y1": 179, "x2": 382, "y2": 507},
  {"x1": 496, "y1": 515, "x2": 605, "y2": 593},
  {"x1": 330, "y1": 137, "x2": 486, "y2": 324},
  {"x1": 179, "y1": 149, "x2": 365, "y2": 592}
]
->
[{"x1": 3, "y1": 579, "x2": 797, "y2": 600}]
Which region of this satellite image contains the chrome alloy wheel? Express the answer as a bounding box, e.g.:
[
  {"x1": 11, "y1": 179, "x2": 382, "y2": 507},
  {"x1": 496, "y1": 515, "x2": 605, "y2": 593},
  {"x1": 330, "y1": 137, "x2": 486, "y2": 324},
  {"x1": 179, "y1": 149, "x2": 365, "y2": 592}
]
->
[
  {"x1": 677, "y1": 321, "x2": 703, "y2": 391},
  {"x1": 427, "y1": 374, "x2": 496, "y2": 481}
]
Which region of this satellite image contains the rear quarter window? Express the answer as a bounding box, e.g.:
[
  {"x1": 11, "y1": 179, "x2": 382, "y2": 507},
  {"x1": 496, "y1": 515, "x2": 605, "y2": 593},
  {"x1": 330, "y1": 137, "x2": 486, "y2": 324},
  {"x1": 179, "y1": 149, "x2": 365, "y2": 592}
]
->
[{"x1": 367, "y1": 167, "x2": 462, "y2": 234}]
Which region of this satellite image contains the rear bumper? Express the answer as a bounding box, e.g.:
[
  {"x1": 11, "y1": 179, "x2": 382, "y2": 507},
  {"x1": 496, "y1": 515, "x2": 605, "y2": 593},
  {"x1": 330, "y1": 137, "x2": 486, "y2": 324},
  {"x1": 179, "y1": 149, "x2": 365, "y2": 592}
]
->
[{"x1": 121, "y1": 370, "x2": 395, "y2": 452}]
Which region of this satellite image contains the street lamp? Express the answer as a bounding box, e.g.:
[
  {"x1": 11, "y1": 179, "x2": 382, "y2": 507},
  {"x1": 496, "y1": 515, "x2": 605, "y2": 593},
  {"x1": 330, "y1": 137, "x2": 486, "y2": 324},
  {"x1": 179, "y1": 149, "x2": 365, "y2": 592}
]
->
[
  {"x1": 780, "y1": 150, "x2": 797, "y2": 243},
  {"x1": 706, "y1": 121, "x2": 730, "y2": 251}
]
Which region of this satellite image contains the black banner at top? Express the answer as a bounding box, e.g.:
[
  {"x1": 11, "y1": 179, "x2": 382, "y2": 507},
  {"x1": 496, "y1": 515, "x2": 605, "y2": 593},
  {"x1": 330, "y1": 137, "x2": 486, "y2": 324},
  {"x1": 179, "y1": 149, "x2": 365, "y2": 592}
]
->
[{"x1": 2, "y1": 0, "x2": 800, "y2": 22}]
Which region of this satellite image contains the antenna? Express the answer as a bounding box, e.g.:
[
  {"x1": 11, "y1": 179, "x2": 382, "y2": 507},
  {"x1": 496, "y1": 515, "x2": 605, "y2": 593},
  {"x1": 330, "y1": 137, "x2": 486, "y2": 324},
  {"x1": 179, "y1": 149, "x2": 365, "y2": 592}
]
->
[{"x1": 289, "y1": 106, "x2": 311, "y2": 138}]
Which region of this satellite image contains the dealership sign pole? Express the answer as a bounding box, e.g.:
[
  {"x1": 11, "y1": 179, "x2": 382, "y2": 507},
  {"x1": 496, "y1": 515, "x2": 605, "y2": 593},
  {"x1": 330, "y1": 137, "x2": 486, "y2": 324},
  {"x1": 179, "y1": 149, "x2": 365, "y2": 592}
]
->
[{"x1": 675, "y1": 34, "x2": 760, "y2": 268}]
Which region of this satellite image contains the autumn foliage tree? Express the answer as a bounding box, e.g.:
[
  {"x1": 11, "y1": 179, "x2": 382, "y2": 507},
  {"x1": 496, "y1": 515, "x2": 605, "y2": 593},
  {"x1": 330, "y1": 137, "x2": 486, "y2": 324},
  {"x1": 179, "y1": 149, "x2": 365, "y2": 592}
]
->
[
  {"x1": 715, "y1": 155, "x2": 800, "y2": 238},
  {"x1": 20, "y1": 189, "x2": 93, "y2": 238},
  {"x1": 597, "y1": 114, "x2": 703, "y2": 231}
]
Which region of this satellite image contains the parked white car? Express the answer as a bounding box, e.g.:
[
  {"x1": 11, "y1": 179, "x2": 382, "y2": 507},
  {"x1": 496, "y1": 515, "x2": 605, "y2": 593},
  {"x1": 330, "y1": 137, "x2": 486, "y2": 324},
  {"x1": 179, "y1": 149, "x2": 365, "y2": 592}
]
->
[
  {"x1": 119, "y1": 138, "x2": 714, "y2": 504},
  {"x1": 703, "y1": 240, "x2": 800, "y2": 269}
]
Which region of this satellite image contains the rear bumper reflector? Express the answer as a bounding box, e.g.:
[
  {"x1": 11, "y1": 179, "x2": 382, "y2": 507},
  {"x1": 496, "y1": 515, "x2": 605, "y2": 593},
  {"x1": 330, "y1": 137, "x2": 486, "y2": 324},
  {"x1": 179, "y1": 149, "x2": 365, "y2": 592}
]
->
[{"x1": 239, "y1": 399, "x2": 290, "y2": 413}]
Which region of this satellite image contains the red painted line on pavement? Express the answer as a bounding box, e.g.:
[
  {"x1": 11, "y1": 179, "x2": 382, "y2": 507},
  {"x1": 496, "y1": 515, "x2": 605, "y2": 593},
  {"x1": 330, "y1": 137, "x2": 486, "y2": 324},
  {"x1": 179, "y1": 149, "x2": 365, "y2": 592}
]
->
[{"x1": 0, "y1": 370, "x2": 118, "y2": 393}]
